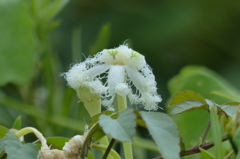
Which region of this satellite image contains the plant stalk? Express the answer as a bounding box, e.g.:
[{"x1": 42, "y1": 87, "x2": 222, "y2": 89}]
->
[{"x1": 117, "y1": 95, "x2": 133, "y2": 159}]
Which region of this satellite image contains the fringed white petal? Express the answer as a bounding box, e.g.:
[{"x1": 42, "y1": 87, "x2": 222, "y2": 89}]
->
[
  {"x1": 85, "y1": 64, "x2": 111, "y2": 79},
  {"x1": 125, "y1": 66, "x2": 147, "y2": 93},
  {"x1": 64, "y1": 44, "x2": 162, "y2": 110},
  {"x1": 107, "y1": 65, "x2": 125, "y2": 95}
]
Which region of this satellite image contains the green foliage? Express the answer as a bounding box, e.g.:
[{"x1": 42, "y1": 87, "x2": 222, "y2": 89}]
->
[
  {"x1": 233, "y1": 127, "x2": 240, "y2": 158},
  {"x1": 140, "y1": 111, "x2": 180, "y2": 159},
  {"x1": 89, "y1": 110, "x2": 117, "y2": 142},
  {"x1": 46, "y1": 137, "x2": 69, "y2": 149},
  {"x1": 169, "y1": 90, "x2": 239, "y2": 118},
  {"x1": 0, "y1": 126, "x2": 9, "y2": 139},
  {"x1": 0, "y1": 132, "x2": 38, "y2": 159},
  {"x1": 209, "y1": 105, "x2": 224, "y2": 158},
  {"x1": 1, "y1": 0, "x2": 240, "y2": 158},
  {"x1": 12, "y1": 116, "x2": 22, "y2": 130},
  {"x1": 0, "y1": 0, "x2": 37, "y2": 86},
  {"x1": 168, "y1": 66, "x2": 240, "y2": 150},
  {"x1": 199, "y1": 148, "x2": 215, "y2": 159},
  {"x1": 89, "y1": 23, "x2": 111, "y2": 55},
  {"x1": 99, "y1": 109, "x2": 136, "y2": 142},
  {"x1": 168, "y1": 66, "x2": 240, "y2": 104}
]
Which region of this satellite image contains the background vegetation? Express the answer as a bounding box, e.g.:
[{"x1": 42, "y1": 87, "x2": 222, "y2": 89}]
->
[{"x1": 1, "y1": 0, "x2": 240, "y2": 158}]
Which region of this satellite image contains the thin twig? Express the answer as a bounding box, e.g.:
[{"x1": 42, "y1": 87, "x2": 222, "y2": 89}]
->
[
  {"x1": 180, "y1": 135, "x2": 228, "y2": 157},
  {"x1": 153, "y1": 135, "x2": 229, "y2": 159},
  {"x1": 102, "y1": 138, "x2": 116, "y2": 159},
  {"x1": 200, "y1": 121, "x2": 211, "y2": 144},
  {"x1": 224, "y1": 150, "x2": 234, "y2": 159}
]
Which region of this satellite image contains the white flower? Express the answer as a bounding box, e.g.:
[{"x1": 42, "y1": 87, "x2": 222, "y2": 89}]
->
[{"x1": 63, "y1": 45, "x2": 162, "y2": 111}]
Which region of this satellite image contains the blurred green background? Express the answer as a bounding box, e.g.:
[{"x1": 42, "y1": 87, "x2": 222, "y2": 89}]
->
[
  {"x1": 1, "y1": 0, "x2": 240, "y2": 158},
  {"x1": 54, "y1": 0, "x2": 240, "y2": 100}
]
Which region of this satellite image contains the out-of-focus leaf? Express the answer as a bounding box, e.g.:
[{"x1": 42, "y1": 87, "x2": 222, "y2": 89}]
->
[
  {"x1": 46, "y1": 137, "x2": 69, "y2": 149},
  {"x1": 1, "y1": 132, "x2": 38, "y2": 159},
  {"x1": 168, "y1": 66, "x2": 240, "y2": 104},
  {"x1": 199, "y1": 148, "x2": 215, "y2": 159},
  {"x1": 140, "y1": 111, "x2": 180, "y2": 159},
  {"x1": 0, "y1": 125, "x2": 9, "y2": 139},
  {"x1": 134, "y1": 109, "x2": 147, "y2": 128},
  {"x1": 133, "y1": 136, "x2": 158, "y2": 152},
  {"x1": 210, "y1": 105, "x2": 224, "y2": 159},
  {"x1": 0, "y1": 0, "x2": 37, "y2": 86},
  {"x1": 44, "y1": 0, "x2": 69, "y2": 22},
  {"x1": 0, "y1": 140, "x2": 4, "y2": 154},
  {"x1": 233, "y1": 126, "x2": 240, "y2": 158},
  {"x1": 99, "y1": 109, "x2": 136, "y2": 141},
  {"x1": 89, "y1": 23, "x2": 111, "y2": 55},
  {"x1": 12, "y1": 116, "x2": 22, "y2": 130}
]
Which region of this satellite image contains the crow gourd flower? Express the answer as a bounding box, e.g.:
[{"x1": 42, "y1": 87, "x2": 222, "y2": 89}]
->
[{"x1": 64, "y1": 45, "x2": 162, "y2": 111}]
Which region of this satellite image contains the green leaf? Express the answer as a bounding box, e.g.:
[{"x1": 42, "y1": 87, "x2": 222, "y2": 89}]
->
[
  {"x1": 169, "y1": 90, "x2": 208, "y2": 115},
  {"x1": 170, "y1": 90, "x2": 207, "y2": 105},
  {"x1": 99, "y1": 109, "x2": 136, "y2": 141},
  {"x1": 140, "y1": 112, "x2": 180, "y2": 159},
  {"x1": 199, "y1": 148, "x2": 215, "y2": 159},
  {"x1": 90, "y1": 110, "x2": 117, "y2": 127},
  {"x1": 12, "y1": 116, "x2": 22, "y2": 130},
  {"x1": 168, "y1": 66, "x2": 240, "y2": 104},
  {"x1": 170, "y1": 90, "x2": 238, "y2": 117},
  {"x1": 0, "y1": 0, "x2": 37, "y2": 86},
  {"x1": 233, "y1": 126, "x2": 240, "y2": 158},
  {"x1": 44, "y1": 0, "x2": 69, "y2": 22},
  {"x1": 0, "y1": 125, "x2": 9, "y2": 139},
  {"x1": 170, "y1": 100, "x2": 208, "y2": 115},
  {"x1": 210, "y1": 105, "x2": 224, "y2": 159},
  {"x1": 46, "y1": 137, "x2": 69, "y2": 149},
  {"x1": 90, "y1": 110, "x2": 117, "y2": 142},
  {"x1": 1, "y1": 132, "x2": 38, "y2": 159},
  {"x1": 218, "y1": 102, "x2": 239, "y2": 117}
]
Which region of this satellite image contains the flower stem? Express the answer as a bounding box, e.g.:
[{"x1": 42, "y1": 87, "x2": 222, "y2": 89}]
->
[
  {"x1": 80, "y1": 87, "x2": 114, "y2": 158},
  {"x1": 117, "y1": 95, "x2": 133, "y2": 159},
  {"x1": 15, "y1": 127, "x2": 48, "y2": 148},
  {"x1": 117, "y1": 95, "x2": 127, "y2": 112},
  {"x1": 92, "y1": 143, "x2": 121, "y2": 159},
  {"x1": 102, "y1": 138, "x2": 116, "y2": 159},
  {"x1": 200, "y1": 121, "x2": 211, "y2": 144}
]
